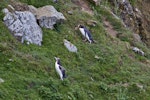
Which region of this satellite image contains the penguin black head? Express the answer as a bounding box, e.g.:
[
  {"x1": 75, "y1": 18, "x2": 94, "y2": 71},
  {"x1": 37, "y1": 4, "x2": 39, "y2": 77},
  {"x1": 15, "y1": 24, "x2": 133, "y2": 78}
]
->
[
  {"x1": 54, "y1": 57, "x2": 61, "y2": 65},
  {"x1": 78, "y1": 24, "x2": 95, "y2": 44},
  {"x1": 54, "y1": 57, "x2": 59, "y2": 61},
  {"x1": 78, "y1": 25, "x2": 84, "y2": 28}
]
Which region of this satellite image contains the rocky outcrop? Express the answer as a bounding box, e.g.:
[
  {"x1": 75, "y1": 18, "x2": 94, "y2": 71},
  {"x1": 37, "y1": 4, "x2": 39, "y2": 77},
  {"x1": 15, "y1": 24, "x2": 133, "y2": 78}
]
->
[
  {"x1": 108, "y1": 0, "x2": 150, "y2": 47},
  {"x1": 2, "y1": 7, "x2": 42, "y2": 46},
  {"x1": 29, "y1": 5, "x2": 66, "y2": 29},
  {"x1": 136, "y1": 0, "x2": 150, "y2": 47},
  {"x1": 2, "y1": 2, "x2": 66, "y2": 46}
]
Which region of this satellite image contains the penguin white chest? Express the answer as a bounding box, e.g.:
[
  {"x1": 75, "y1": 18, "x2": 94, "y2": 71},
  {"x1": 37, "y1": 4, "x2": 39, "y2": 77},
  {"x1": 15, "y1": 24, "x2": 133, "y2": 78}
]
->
[
  {"x1": 79, "y1": 28, "x2": 90, "y2": 41},
  {"x1": 79, "y1": 28, "x2": 85, "y2": 36},
  {"x1": 55, "y1": 62, "x2": 63, "y2": 79}
]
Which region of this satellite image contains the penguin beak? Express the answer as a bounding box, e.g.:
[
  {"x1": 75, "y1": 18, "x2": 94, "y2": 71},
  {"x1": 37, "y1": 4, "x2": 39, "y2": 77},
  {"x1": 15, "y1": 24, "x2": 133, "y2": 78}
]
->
[
  {"x1": 54, "y1": 57, "x2": 57, "y2": 60},
  {"x1": 54, "y1": 57, "x2": 60, "y2": 61}
]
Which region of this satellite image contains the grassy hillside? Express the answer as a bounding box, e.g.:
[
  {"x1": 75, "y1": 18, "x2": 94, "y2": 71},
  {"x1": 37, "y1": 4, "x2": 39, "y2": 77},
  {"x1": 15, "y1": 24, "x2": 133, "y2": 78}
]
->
[{"x1": 0, "y1": 0, "x2": 150, "y2": 100}]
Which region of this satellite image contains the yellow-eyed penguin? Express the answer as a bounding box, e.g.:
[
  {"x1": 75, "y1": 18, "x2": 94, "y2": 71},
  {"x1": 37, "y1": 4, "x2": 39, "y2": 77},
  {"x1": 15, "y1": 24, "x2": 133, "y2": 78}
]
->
[
  {"x1": 54, "y1": 57, "x2": 66, "y2": 80},
  {"x1": 78, "y1": 25, "x2": 94, "y2": 43}
]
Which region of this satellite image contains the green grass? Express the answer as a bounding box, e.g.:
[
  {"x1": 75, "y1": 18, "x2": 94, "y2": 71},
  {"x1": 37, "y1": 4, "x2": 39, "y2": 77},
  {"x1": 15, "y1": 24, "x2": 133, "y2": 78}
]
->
[{"x1": 0, "y1": 0, "x2": 150, "y2": 100}]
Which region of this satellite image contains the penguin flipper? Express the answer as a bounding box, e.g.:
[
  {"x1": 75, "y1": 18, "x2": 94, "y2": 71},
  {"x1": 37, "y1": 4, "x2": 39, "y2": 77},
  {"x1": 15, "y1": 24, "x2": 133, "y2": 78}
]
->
[
  {"x1": 62, "y1": 70, "x2": 66, "y2": 78},
  {"x1": 59, "y1": 66, "x2": 66, "y2": 78},
  {"x1": 85, "y1": 31, "x2": 87, "y2": 38}
]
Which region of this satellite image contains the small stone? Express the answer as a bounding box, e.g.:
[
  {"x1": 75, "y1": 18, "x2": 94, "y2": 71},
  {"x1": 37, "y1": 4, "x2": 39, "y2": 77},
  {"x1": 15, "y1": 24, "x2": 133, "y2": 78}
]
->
[
  {"x1": 9, "y1": 59, "x2": 13, "y2": 62},
  {"x1": 64, "y1": 39, "x2": 77, "y2": 53},
  {"x1": 133, "y1": 33, "x2": 142, "y2": 43},
  {"x1": 94, "y1": 55, "x2": 100, "y2": 59},
  {"x1": 67, "y1": 11, "x2": 73, "y2": 15},
  {"x1": 136, "y1": 83, "x2": 144, "y2": 90},
  {"x1": 0, "y1": 78, "x2": 4, "y2": 83},
  {"x1": 91, "y1": 77, "x2": 94, "y2": 81}
]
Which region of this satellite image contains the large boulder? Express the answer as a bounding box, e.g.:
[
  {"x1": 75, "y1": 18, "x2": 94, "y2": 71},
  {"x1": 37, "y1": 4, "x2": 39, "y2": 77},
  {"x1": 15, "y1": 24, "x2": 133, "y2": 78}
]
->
[
  {"x1": 29, "y1": 5, "x2": 66, "y2": 29},
  {"x1": 2, "y1": 7, "x2": 43, "y2": 46}
]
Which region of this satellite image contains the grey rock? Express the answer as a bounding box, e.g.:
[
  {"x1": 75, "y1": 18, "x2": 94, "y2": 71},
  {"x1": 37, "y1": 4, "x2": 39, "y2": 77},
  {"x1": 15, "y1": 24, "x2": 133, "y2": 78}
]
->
[
  {"x1": 28, "y1": 5, "x2": 37, "y2": 15},
  {"x1": 133, "y1": 33, "x2": 142, "y2": 43},
  {"x1": 2, "y1": 8, "x2": 42, "y2": 46},
  {"x1": 34, "y1": 5, "x2": 66, "y2": 29},
  {"x1": 67, "y1": 11, "x2": 73, "y2": 15},
  {"x1": 64, "y1": 39, "x2": 77, "y2": 53},
  {"x1": 132, "y1": 47, "x2": 145, "y2": 56}
]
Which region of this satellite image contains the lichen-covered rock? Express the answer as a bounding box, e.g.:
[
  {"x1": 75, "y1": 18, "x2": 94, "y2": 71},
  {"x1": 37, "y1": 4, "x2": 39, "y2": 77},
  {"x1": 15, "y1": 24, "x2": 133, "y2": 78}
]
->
[
  {"x1": 2, "y1": 7, "x2": 42, "y2": 46},
  {"x1": 31, "y1": 5, "x2": 66, "y2": 29},
  {"x1": 64, "y1": 39, "x2": 77, "y2": 53}
]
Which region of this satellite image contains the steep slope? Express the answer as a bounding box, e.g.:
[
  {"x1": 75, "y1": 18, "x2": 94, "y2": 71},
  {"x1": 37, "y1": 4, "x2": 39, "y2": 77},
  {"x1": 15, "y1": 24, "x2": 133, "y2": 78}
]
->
[
  {"x1": 107, "y1": 0, "x2": 150, "y2": 47},
  {"x1": 0, "y1": 0, "x2": 150, "y2": 100},
  {"x1": 136, "y1": 0, "x2": 150, "y2": 47}
]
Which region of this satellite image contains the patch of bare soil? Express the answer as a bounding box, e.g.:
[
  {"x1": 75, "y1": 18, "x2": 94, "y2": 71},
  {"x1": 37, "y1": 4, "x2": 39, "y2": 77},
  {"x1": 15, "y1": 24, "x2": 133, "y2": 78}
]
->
[
  {"x1": 72, "y1": 0, "x2": 93, "y2": 15},
  {"x1": 103, "y1": 20, "x2": 118, "y2": 37}
]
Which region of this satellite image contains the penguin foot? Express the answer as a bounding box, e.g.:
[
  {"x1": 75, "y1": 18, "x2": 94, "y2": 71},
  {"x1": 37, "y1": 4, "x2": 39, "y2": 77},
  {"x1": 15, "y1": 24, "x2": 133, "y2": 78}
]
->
[{"x1": 82, "y1": 38, "x2": 88, "y2": 42}]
